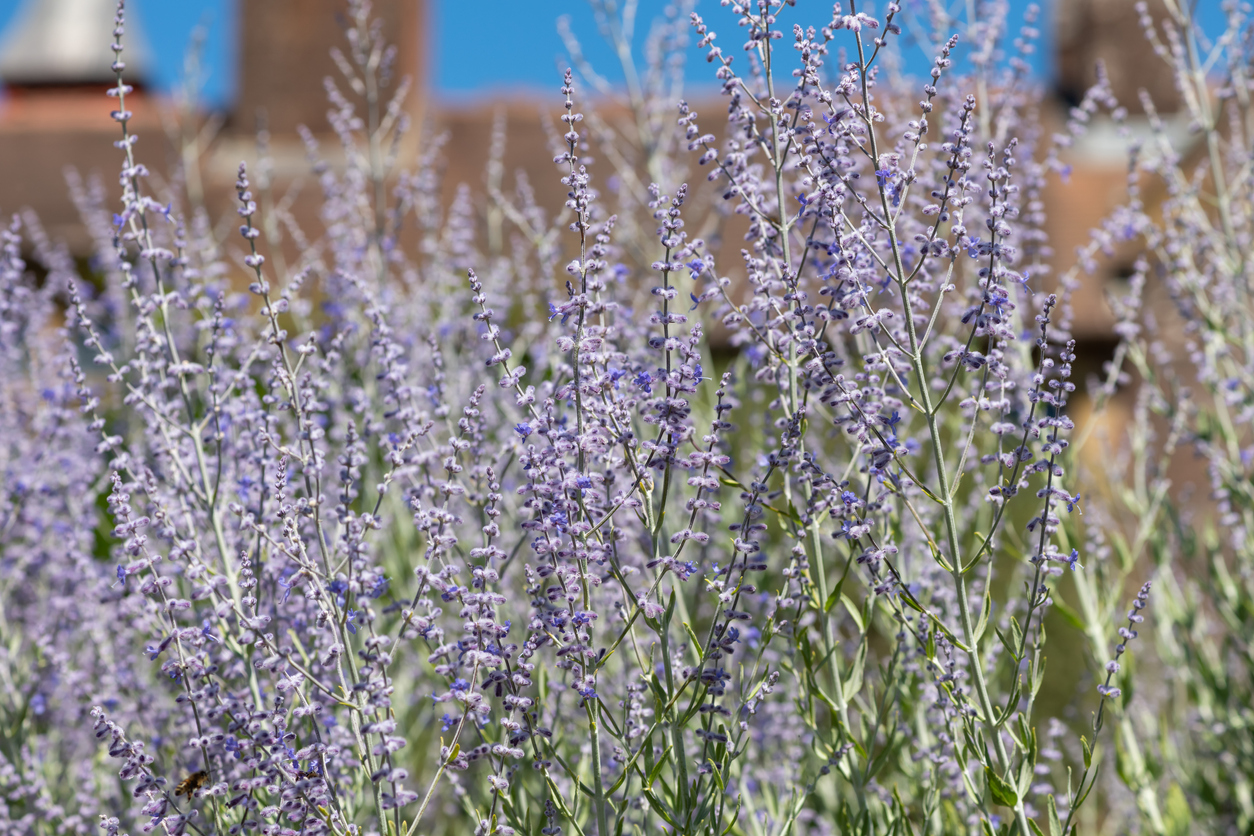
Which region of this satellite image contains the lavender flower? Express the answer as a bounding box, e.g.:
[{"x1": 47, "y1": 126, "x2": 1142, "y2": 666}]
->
[{"x1": 4, "y1": 1, "x2": 1239, "y2": 834}]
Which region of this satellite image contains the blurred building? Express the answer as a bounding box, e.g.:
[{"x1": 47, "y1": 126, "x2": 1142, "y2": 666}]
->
[
  {"x1": 0, "y1": 0, "x2": 429, "y2": 251},
  {"x1": 0, "y1": 0, "x2": 1193, "y2": 341},
  {"x1": 1046, "y1": 0, "x2": 1195, "y2": 339},
  {"x1": 1055, "y1": 0, "x2": 1181, "y2": 112}
]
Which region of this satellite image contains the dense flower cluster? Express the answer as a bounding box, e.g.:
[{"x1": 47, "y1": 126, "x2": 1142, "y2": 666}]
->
[{"x1": 16, "y1": 0, "x2": 1254, "y2": 835}]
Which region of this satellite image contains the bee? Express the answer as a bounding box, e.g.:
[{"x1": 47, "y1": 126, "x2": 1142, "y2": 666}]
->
[
  {"x1": 174, "y1": 770, "x2": 209, "y2": 799},
  {"x1": 295, "y1": 769, "x2": 322, "y2": 781}
]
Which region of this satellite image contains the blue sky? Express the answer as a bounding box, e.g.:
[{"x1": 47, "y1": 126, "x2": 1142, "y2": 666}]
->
[
  {"x1": 0, "y1": 1, "x2": 1228, "y2": 107},
  {"x1": 435, "y1": 1, "x2": 1053, "y2": 99}
]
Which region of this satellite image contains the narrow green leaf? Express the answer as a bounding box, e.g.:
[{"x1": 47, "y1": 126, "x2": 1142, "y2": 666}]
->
[
  {"x1": 1031, "y1": 653, "x2": 1047, "y2": 699},
  {"x1": 648, "y1": 674, "x2": 667, "y2": 704},
  {"x1": 985, "y1": 766, "x2": 1020, "y2": 808},
  {"x1": 845, "y1": 638, "x2": 867, "y2": 697},
  {"x1": 681, "y1": 621, "x2": 702, "y2": 657},
  {"x1": 641, "y1": 788, "x2": 678, "y2": 826},
  {"x1": 645, "y1": 746, "x2": 670, "y2": 788},
  {"x1": 719, "y1": 796, "x2": 742, "y2": 836},
  {"x1": 1018, "y1": 749, "x2": 1036, "y2": 799},
  {"x1": 710, "y1": 762, "x2": 727, "y2": 792},
  {"x1": 1047, "y1": 795, "x2": 1062, "y2": 836},
  {"x1": 647, "y1": 757, "x2": 667, "y2": 792},
  {"x1": 1163, "y1": 783, "x2": 1192, "y2": 836},
  {"x1": 974, "y1": 581, "x2": 993, "y2": 642},
  {"x1": 824, "y1": 550, "x2": 857, "y2": 614},
  {"x1": 893, "y1": 785, "x2": 918, "y2": 836},
  {"x1": 841, "y1": 593, "x2": 865, "y2": 632}
]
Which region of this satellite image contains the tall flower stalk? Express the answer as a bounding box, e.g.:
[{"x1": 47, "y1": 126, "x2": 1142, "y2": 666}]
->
[{"x1": 0, "y1": 1, "x2": 1208, "y2": 835}]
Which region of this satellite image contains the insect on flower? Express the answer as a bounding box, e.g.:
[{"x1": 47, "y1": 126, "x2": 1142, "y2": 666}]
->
[{"x1": 174, "y1": 770, "x2": 208, "y2": 799}]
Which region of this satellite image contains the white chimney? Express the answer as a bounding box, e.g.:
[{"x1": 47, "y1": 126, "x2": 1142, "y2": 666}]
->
[{"x1": 0, "y1": 0, "x2": 151, "y2": 86}]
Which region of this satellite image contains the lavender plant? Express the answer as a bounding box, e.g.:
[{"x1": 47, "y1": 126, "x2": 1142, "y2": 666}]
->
[
  {"x1": 1067, "y1": 1, "x2": 1254, "y2": 834},
  {"x1": 0, "y1": 1, "x2": 1168, "y2": 835}
]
